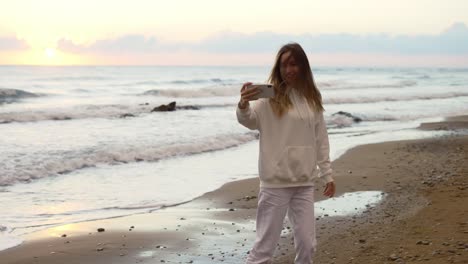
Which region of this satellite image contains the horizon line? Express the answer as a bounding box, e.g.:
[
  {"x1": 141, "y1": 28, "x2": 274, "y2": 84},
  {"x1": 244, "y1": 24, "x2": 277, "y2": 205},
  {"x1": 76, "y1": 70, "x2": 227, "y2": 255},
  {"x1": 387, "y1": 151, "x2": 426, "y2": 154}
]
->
[{"x1": 1, "y1": 64, "x2": 467, "y2": 69}]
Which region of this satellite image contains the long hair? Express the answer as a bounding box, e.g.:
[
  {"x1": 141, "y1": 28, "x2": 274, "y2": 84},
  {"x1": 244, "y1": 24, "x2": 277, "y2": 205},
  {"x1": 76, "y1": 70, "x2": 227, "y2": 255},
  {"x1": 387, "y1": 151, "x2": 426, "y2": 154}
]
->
[{"x1": 268, "y1": 43, "x2": 324, "y2": 117}]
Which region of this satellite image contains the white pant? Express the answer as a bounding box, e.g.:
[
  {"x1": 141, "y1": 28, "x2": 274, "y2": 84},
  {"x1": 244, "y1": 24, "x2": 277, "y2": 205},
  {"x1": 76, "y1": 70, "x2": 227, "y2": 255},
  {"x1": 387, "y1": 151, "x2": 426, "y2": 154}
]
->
[{"x1": 246, "y1": 186, "x2": 316, "y2": 264}]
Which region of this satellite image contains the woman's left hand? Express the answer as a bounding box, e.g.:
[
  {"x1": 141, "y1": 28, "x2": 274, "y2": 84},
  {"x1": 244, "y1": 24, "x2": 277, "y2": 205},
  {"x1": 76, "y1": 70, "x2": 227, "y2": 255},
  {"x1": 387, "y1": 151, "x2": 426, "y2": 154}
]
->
[{"x1": 323, "y1": 181, "x2": 335, "y2": 198}]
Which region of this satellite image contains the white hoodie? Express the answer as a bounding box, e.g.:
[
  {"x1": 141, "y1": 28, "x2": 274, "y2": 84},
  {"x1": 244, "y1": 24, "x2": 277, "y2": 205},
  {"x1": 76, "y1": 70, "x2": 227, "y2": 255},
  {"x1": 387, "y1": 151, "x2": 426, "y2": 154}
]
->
[{"x1": 236, "y1": 89, "x2": 333, "y2": 188}]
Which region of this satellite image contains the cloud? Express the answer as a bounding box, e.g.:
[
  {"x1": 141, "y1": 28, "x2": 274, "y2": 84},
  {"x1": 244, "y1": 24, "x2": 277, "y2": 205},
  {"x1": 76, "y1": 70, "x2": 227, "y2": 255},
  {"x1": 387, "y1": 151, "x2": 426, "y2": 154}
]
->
[
  {"x1": 58, "y1": 22, "x2": 468, "y2": 55},
  {"x1": 197, "y1": 22, "x2": 468, "y2": 55},
  {"x1": 0, "y1": 36, "x2": 28, "y2": 50}
]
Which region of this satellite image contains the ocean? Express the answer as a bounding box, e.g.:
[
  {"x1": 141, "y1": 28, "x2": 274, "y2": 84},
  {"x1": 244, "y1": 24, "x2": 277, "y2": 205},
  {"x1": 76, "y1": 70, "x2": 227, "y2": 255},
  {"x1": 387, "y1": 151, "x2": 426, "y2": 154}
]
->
[{"x1": 1, "y1": 65, "x2": 467, "y2": 251}]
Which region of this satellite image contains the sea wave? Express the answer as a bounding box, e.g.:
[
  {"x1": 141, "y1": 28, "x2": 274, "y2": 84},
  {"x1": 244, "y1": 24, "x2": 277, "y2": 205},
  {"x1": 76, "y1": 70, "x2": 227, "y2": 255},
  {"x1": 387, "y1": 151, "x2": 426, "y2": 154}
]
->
[
  {"x1": 139, "y1": 83, "x2": 467, "y2": 104},
  {"x1": 0, "y1": 88, "x2": 40, "y2": 103},
  {"x1": 31, "y1": 76, "x2": 111, "y2": 81},
  {"x1": 0, "y1": 225, "x2": 22, "y2": 252},
  {"x1": 167, "y1": 78, "x2": 234, "y2": 85},
  {"x1": 318, "y1": 80, "x2": 417, "y2": 90},
  {"x1": 0, "y1": 104, "x2": 139, "y2": 123},
  {"x1": 0, "y1": 133, "x2": 258, "y2": 186},
  {"x1": 327, "y1": 112, "x2": 397, "y2": 128},
  {"x1": 117, "y1": 78, "x2": 237, "y2": 87},
  {"x1": 2, "y1": 90, "x2": 467, "y2": 124},
  {"x1": 146, "y1": 86, "x2": 468, "y2": 104},
  {"x1": 142, "y1": 85, "x2": 240, "y2": 98},
  {"x1": 323, "y1": 91, "x2": 468, "y2": 104},
  {"x1": 0, "y1": 102, "x2": 215, "y2": 124},
  {"x1": 115, "y1": 80, "x2": 160, "y2": 86}
]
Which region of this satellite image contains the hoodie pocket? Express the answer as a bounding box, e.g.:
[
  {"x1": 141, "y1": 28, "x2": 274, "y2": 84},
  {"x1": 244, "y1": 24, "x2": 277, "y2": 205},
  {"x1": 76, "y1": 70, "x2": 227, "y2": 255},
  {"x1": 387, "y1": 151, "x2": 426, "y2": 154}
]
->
[{"x1": 273, "y1": 146, "x2": 316, "y2": 183}]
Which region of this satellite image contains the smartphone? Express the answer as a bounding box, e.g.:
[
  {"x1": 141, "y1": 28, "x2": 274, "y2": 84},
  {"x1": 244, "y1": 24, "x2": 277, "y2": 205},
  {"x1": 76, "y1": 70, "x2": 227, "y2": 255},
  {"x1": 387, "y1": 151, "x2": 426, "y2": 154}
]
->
[{"x1": 247, "y1": 84, "x2": 275, "y2": 99}]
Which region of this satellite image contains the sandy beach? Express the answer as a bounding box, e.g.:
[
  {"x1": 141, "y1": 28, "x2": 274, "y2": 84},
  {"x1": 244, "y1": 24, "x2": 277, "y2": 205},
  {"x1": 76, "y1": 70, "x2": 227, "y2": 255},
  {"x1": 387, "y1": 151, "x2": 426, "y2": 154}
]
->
[{"x1": 1, "y1": 116, "x2": 467, "y2": 264}]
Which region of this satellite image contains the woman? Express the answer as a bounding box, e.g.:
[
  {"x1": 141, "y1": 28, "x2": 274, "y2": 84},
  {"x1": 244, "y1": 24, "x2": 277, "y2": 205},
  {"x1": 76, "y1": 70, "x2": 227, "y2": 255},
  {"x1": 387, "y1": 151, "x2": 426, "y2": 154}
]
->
[{"x1": 237, "y1": 43, "x2": 335, "y2": 264}]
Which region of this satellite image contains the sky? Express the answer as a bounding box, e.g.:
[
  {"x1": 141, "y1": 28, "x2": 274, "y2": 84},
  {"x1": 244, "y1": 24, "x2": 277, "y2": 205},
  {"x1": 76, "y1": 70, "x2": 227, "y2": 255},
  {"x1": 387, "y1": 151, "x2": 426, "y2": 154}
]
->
[{"x1": 1, "y1": 0, "x2": 468, "y2": 66}]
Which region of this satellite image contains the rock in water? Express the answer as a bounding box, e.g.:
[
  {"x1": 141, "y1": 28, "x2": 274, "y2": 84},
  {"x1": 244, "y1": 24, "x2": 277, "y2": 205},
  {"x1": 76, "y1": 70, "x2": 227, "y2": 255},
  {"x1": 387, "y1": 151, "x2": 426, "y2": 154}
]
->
[
  {"x1": 151, "y1": 102, "x2": 176, "y2": 112},
  {"x1": 177, "y1": 105, "x2": 200, "y2": 110},
  {"x1": 332, "y1": 111, "x2": 362, "y2": 122},
  {"x1": 120, "y1": 113, "x2": 135, "y2": 118}
]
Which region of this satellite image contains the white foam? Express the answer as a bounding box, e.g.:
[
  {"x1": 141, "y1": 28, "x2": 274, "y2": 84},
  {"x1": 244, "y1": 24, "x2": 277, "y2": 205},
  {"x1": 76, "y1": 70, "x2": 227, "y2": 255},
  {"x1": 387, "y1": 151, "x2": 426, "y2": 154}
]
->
[
  {"x1": 317, "y1": 80, "x2": 417, "y2": 90},
  {"x1": 0, "y1": 103, "x2": 151, "y2": 124},
  {"x1": 143, "y1": 85, "x2": 240, "y2": 98},
  {"x1": 143, "y1": 85, "x2": 468, "y2": 106},
  {"x1": 142, "y1": 82, "x2": 421, "y2": 99},
  {"x1": 0, "y1": 133, "x2": 258, "y2": 186},
  {"x1": 0, "y1": 102, "x2": 233, "y2": 124},
  {"x1": 324, "y1": 91, "x2": 468, "y2": 104},
  {"x1": 328, "y1": 115, "x2": 356, "y2": 127},
  {"x1": 0, "y1": 226, "x2": 23, "y2": 251},
  {"x1": 2, "y1": 87, "x2": 466, "y2": 124}
]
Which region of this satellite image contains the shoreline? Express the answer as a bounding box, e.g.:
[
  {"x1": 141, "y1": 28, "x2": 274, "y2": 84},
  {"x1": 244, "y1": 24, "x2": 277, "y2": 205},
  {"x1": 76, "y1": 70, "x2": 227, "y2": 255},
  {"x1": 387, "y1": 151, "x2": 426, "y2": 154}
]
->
[{"x1": 1, "y1": 116, "x2": 467, "y2": 263}]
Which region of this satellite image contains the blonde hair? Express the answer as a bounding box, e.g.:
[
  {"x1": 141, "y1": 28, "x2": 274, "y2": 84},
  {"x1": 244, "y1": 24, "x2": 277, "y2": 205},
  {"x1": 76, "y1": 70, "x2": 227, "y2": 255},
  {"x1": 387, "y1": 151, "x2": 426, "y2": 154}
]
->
[{"x1": 268, "y1": 43, "x2": 324, "y2": 117}]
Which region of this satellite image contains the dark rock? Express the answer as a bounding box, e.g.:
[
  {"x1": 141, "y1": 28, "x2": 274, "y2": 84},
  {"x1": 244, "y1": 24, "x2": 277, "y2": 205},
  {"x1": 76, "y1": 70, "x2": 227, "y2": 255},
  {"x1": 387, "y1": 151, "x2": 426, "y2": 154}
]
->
[
  {"x1": 120, "y1": 113, "x2": 135, "y2": 118},
  {"x1": 242, "y1": 195, "x2": 257, "y2": 201},
  {"x1": 151, "y1": 102, "x2": 176, "y2": 112},
  {"x1": 332, "y1": 111, "x2": 362, "y2": 122},
  {"x1": 61, "y1": 234, "x2": 67, "y2": 238},
  {"x1": 177, "y1": 105, "x2": 200, "y2": 110},
  {"x1": 52, "y1": 116, "x2": 72, "y2": 120},
  {"x1": 97, "y1": 228, "x2": 105, "y2": 232},
  {"x1": 417, "y1": 240, "x2": 431, "y2": 245}
]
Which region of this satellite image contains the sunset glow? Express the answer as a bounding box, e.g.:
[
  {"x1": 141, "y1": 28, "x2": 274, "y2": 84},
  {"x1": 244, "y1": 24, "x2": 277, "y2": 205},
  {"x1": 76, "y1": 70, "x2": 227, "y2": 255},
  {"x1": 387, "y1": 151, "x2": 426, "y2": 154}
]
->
[
  {"x1": 1, "y1": 0, "x2": 467, "y2": 66},
  {"x1": 44, "y1": 48, "x2": 56, "y2": 58}
]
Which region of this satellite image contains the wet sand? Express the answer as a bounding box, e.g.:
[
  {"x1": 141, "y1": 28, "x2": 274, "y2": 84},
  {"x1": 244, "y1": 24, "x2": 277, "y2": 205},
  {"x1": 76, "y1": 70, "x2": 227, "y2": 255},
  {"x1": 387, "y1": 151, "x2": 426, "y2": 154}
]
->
[{"x1": 1, "y1": 116, "x2": 467, "y2": 264}]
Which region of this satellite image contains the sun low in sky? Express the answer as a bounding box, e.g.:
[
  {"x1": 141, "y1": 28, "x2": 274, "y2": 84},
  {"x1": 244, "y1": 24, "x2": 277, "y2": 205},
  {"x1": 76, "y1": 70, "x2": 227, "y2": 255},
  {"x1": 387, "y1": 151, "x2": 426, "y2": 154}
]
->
[
  {"x1": 44, "y1": 48, "x2": 55, "y2": 59},
  {"x1": 1, "y1": 0, "x2": 468, "y2": 66}
]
